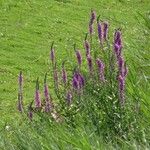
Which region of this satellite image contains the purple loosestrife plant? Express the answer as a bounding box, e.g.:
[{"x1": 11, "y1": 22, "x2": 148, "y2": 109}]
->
[
  {"x1": 96, "y1": 59, "x2": 105, "y2": 82},
  {"x1": 35, "y1": 78, "x2": 41, "y2": 108},
  {"x1": 18, "y1": 71, "x2": 23, "y2": 112}
]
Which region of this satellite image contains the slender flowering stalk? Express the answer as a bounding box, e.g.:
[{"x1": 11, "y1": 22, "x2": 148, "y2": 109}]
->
[
  {"x1": 44, "y1": 73, "x2": 52, "y2": 112},
  {"x1": 123, "y1": 62, "x2": 128, "y2": 77},
  {"x1": 53, "y1": 63, "x2": 59, "y2": 89},
  {"x1": 75, "y1": 46, "x2": 82, "y2": 66},
  {"x1": 28, "y1": 101, "x2": 33, "y2": 121},
  {"x1": 66, "y1": 90, "x2": 73, "y2": 106},
  {"x1": 118, "y1": 75, "x2": 125, "y2": 105},
  {"x1": 18, "y1": 95, "x2": 23, "y2": 112},
  {"x1": 96, "y1": 59, "x2": 105, "y2": 81},
  {"x1": 35, "y1": 78, "x2": 41, "y2": 108},
  {"x1": 18, "y1": 71, "x2": 23, "y2": 112},
  {"x1": 76, "y1": 51, "x2": 82, "y2": 66},
  {"x1": 74, "y1": 44, "x2": 82, "y2": 66},
  {"x1": 87, "y1": 55, "x2": 93, "y2": 74},
  {"x1": 89, "y1": 24, "x2": 93, "y2": 36},
  {"x1": 50, "y1": 42, "x2": 55, "y2": 65},
  {"x1": 61, "y1": 61, "x2": 67, "y2": 85},
  {"x1": 18, "y1": 71, "x2": 23, "y2": 92},
  {"x1": 118, "y1": 56, "x2": 124, "y2": 77},
  {"x1": 103, "y1": 22, "x2": 108, "y2": 41},
  {"x1": 84, "y1": 33, "x2": 90, "y2": 57}
]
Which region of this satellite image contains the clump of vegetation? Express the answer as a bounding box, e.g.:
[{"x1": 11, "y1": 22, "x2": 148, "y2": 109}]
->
[{"x1": 16, "y1": 10, "x2": 146, "y2": 146}]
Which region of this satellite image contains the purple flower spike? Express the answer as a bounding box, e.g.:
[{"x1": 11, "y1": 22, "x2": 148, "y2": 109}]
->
[
  {"x1": 76, "y1": 50, "x2": 82, "y2": 66},
  {"x1": 96, "y1": 59, "x2": 105, "y2": 81},
  {"x1": 72, "y1": 71, "x2": 85, "y2": 90},
  {"x1": 97, "y1": 21, "x2": 103, "y2": 45},
  {"x1": 84, "y1": 40, "x2": 90, "y2": 57},
  {"x1": 89, "y1": 10, "x2": 96, "y2": 35},
  {"x1": 66, "y1": 91, "x2": 73, "y2": 106},
  {"x1": 103, "y1": 22, "x2": 108, "y2": 41},
  {"x1": 91, "y1": 10, "x2": 96, "y2": 23},
  {"x1": 62, "y1": 66, "x2": 67, "y2": 85},
  {"x1": 118, "y1": 75, "x2": 125, "y2": 105},
  {"x1": 89, "y1": 24, "x2": 93, "y2": 35},
  {"x1": 118, "y1": 56, "x2": 124, "y2": 77},
  {"x1": 72, "y1": 77, "x2": 79, "y2": 89},
  {"x1": 35, "y1": 78, "x2": 41, "y2": 108},
  {"x1": 87, "y1": 56, "x2": 93, "y2": 73},
  {"x1": 114, "y1": 30, "x2": 122, "y2": 58}
]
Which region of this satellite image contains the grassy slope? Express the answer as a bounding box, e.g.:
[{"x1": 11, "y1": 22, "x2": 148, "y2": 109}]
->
[{"x1": 0, "y1": 0, "x2": 150, "y2": 148}]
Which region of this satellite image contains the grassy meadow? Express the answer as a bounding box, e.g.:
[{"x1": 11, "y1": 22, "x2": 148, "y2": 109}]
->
[{"x1": 0, "y1": 0, "x2": 150, "y2": 149}]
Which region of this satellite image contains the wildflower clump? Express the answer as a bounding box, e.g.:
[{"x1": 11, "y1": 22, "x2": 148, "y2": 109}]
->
[{"x1": 17, "y1": 10, "x2": 140, "y2": 142}]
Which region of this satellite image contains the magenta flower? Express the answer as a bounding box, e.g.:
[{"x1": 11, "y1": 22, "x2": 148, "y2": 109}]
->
[
  {"x1": 35, "y1": 78, "x2": 41, "y2": 108},
  {"x1": 96, "y1": 59, "x2": 105, "y2": 81}
]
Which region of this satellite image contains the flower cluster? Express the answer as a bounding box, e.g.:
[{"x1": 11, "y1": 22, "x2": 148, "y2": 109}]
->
[{"x1": 17, "y1": 10, "x2": 128, "y2": 122}]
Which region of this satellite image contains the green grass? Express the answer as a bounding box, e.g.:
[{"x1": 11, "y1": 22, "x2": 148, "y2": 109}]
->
[{"x1": 0, "y1": 0, "x2": 150, "y2": 149}]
